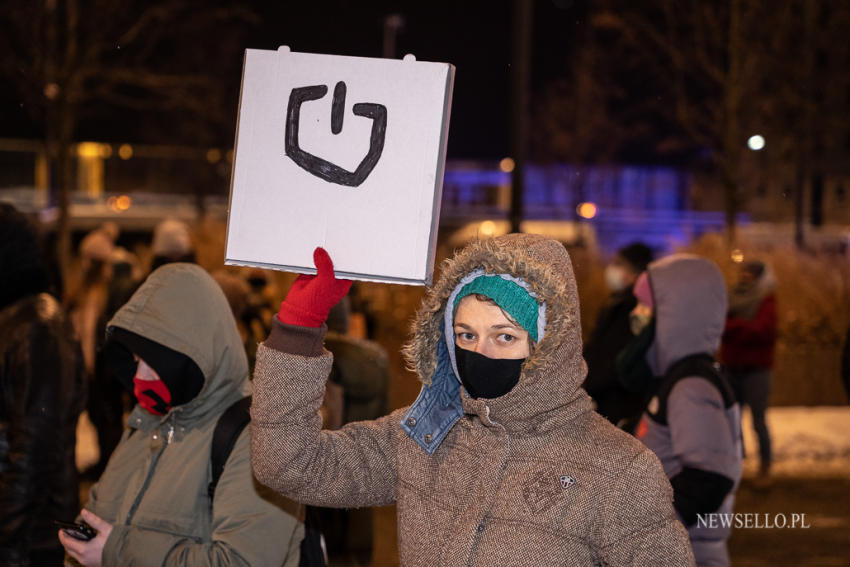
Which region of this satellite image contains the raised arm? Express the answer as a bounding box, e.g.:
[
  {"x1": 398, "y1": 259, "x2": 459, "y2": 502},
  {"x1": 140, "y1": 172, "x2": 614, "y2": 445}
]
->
[{"x1": 250, "y1": 248, "x2": 400, "y2": 508}]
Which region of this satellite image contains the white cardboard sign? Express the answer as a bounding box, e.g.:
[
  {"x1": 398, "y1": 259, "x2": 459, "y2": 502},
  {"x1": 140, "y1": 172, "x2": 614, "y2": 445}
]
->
[{"x1": 225, "y1": 47, "x2": 455, "y2": 285}]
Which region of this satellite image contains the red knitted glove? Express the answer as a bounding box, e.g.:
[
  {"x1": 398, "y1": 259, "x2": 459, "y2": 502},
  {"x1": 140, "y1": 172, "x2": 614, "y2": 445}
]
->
[{"x1": 277, "y1": 247, "x2": 352, "y2": 327}]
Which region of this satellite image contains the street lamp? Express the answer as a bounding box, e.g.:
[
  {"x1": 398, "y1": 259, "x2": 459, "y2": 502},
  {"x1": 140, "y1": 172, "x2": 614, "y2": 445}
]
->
[
  {"x1": 747, "y1": 135, "x2": 765, "y2": 151},
  {"x1": 577, "y1": 202, "x2": 598, "y2": 219}
]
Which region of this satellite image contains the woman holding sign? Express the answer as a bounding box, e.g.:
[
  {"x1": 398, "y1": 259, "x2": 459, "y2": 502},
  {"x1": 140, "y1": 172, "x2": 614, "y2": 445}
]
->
[{"x1": 251, "y1": 234, "x2": 694, "y2": 565}]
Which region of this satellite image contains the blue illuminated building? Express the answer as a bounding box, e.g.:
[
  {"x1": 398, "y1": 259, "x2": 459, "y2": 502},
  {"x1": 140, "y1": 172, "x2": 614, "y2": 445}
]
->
[{"x1": 441, "y1": 161, "x2": 749, "y2": 255}]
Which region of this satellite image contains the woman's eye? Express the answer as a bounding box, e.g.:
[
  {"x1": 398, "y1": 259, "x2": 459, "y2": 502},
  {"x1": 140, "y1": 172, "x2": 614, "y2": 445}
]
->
[
  {"x1": 456, "y1": 332, "x2": 475, "y2": 342},
  {"x1": 498, "y1": 333, "x2": 516, "y2": 343}
]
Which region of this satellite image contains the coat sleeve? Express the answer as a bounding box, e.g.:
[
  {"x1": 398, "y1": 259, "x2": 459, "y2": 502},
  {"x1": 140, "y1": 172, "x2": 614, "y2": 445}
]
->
[
  {"x1": 100, "y1": 428, "x2": 304, "y2": 567},
  {"x1": 0, "y1": 319, "x2": 82, "y2": 567},
  {"x1": 666, "y1": 378, "x2": 739, "y2": 524},
  {"x1": 595, "y1": 449, "x2": 696, "y2": 566},
  {"x1": 0, "y1": 418, "x2": 50, "y2": 566},
  {"x1": 250, "y1": 336, "x2": 400, "y2": 508}
]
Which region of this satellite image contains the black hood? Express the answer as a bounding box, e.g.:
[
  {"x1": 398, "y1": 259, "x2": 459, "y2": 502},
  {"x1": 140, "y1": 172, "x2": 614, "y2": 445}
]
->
[{"x1": 104, "y1": 327, "x2": 204, "y2": 407}]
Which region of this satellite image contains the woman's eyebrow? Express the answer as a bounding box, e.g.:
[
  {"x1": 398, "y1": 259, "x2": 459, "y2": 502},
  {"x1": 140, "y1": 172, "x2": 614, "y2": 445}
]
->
[
  {"x1": 491, "y1": 323, "x2": 521, "y2": 330},
  {"x1": 454, "y1": 322, "x2": 473, "y2": 330}
]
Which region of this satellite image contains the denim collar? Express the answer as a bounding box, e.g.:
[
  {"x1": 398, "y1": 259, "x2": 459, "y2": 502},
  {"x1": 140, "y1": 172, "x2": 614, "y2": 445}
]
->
[
  {"x1": 401, "y1": 268, "x2": 547, "y2": 455},
  {"x1": 400, "y1": 336, "x2": 463, "y2": 455}
]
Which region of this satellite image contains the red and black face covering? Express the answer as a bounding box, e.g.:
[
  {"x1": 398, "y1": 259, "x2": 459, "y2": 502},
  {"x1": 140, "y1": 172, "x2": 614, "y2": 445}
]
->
[
  {"x1": 103, "y1": 328, "x2": 205, "y2": 416},
  {"x1": 133, "y1": 371, "x2": 173, "y2": 415}
]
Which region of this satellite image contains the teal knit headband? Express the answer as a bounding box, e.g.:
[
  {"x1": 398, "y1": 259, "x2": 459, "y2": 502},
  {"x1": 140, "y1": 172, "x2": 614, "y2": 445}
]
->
[{"x1": 453, "y1": 275, "x2": 539, "y2": 341}]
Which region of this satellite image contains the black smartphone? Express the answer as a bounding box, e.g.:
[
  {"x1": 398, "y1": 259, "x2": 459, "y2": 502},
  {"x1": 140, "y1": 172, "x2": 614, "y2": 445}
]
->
[{"x1": 54, "y1": 520, "x2": 96, "y2": 541}]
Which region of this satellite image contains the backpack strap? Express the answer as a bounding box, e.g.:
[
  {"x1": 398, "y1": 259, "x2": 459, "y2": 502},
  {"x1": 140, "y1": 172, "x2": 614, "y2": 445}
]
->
[
  {"x1": 208, "y1": 396, "x2": 252, "y2": 503},
  {"x1": 300, "y1": 507, "x2": 328, "y2": 567},
  {"x1": 647, "y1": 354, "x2": 735, "y2": 426},
  {"x1": 206, "y1": 395, "x2": 328, "y2": 567}
]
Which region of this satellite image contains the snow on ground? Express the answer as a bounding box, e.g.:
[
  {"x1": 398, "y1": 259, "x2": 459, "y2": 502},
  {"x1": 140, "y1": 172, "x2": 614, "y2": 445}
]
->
[{"x1": 741, "y1": 406, "x2": 850, "y2": 477}]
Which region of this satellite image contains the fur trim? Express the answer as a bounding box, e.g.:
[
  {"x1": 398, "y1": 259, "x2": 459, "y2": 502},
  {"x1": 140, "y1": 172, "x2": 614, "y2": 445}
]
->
[{"x1": 403, "y1": 234, "x2": 582, "y2": 387}]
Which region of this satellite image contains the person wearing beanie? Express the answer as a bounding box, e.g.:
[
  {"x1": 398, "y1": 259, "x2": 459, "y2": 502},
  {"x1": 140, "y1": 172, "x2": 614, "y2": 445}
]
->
[
  {"x1": 0, "y1": 204, "x2": 85, "y2": 566},
  {"x1": 625, "y1": 255, "x2": 742, "y2": 567},
  {"x1": 720, "y1": 259, "x2": 777, "y2": 484},
  {"x1": 150, "y1": 218, "x2": 195, "y2": 272},
  {"x1": 251, "y1": 235, "x2": 694, "y2": 566},
  {"x1": 583, "y1": 242, "x2": 654, "y2": 430},
  {"x1": 59, "y1": 264, "x2": 303, "y2": 567}
]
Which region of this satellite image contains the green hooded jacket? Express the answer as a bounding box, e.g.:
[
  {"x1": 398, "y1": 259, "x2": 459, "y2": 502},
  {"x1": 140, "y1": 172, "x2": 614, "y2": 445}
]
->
[{"x1": 85, "y1": 263, "x2": 303, "y2": 566}]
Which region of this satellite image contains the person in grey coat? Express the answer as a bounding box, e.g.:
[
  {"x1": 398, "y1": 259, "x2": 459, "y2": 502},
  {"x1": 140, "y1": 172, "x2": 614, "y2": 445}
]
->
[{"x1": 628, "y1": 254, "x2": 742, "y2": 567}]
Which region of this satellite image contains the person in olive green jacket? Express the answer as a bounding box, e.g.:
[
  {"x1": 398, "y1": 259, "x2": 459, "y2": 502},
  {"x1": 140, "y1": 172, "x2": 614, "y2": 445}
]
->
[{"x1": 59, "y1": 263, "x2": 303, "y2": 567}]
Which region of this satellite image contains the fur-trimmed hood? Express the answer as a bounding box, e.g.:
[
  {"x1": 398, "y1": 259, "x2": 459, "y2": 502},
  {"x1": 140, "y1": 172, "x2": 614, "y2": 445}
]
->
[{"x1": 403, "y1": 234, "x2": 592, "y2": 436}]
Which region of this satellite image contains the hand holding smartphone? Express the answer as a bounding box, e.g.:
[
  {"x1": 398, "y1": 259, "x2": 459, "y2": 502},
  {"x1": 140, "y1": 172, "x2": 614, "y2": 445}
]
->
[{"x1": 54, "y1": 520, "x2": 97, "y2": 541}]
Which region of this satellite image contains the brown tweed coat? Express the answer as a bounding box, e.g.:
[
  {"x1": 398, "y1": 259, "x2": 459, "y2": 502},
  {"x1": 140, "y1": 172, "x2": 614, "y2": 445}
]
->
[{"x1": 252, "y1": 234, "x2": 695, "y2": 566}]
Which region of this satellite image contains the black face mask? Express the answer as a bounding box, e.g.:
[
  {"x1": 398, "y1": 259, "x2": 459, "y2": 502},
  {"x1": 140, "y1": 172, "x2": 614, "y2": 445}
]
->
[{"x1": 455, "y1": 345, "x2": 526, "y2": 399}]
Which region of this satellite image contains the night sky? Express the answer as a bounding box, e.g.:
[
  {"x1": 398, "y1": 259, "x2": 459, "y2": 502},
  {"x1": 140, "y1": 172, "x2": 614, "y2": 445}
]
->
[
  {"x1": 247, "y1": 0, "x2": 588, "y2": 159},
  {"x1": 0, "y1": 0, "x2": 590, "y2": 160}
]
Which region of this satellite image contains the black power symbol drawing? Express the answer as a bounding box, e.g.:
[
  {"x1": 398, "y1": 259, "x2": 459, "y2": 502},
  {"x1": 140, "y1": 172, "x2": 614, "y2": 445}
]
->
[{"x1": 285, "y1": 81, "x2": 388, "y2": 187}]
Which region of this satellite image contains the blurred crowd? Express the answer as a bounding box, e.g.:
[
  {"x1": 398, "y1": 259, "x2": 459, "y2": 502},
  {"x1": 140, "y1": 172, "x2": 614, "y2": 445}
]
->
[
  {"x1": 1, "y1": 206, "x2": 390, "y2": 566},
  {"x1": 2, "y1": 201, "x2": 837, "y2": 567}
]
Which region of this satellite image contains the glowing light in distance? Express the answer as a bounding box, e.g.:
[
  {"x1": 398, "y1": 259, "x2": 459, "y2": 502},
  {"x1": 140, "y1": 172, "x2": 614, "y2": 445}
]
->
[
  {"x1": 731, "y1": 249, "x2": 744, "y2": 263},
  {"x1": 77, "y1": 142, "x2": 112, "y2": 158},
  {"x1": 747, "y1": 135, "x2": 765, "y2": 151},
  {"x1": 499, "y1": 157, "x2": 515, "y2": 173},
  {"x1": 115, "y1": 195, "x2": 132, "y2": 211},
  {"x1": 576, "y1": 202, "x2": 598, "y2": 219},
  {"x1": 118, "y1": 144, "x2": 133, "y2": 160}
]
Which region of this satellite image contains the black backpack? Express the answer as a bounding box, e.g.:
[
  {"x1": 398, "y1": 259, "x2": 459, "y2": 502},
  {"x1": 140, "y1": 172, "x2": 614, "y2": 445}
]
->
[
  {"x1": 210, "y1": 396, "x2": 327, "y2": 567},
  {"x1": 645, "y1": 354, "x2": 736, "y2": 426}
]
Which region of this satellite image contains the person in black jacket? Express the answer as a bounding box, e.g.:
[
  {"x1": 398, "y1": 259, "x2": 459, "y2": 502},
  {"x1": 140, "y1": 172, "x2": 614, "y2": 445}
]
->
[
  {"x1": 582, "y1": 242, "x2": 653, "y2": 431},
  {"x1": 0, "y1": 204, "x2": 86, "y2": 566}
]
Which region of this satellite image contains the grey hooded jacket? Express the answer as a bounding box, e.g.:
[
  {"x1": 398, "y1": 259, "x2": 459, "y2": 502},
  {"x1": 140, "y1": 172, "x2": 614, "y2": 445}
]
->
[
  {"x1": 637, "y1": 255, "x2": 742, "y2": 567},
  {"x1": 252, "y1": 234, "x2": 695, "y2": 566}
]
